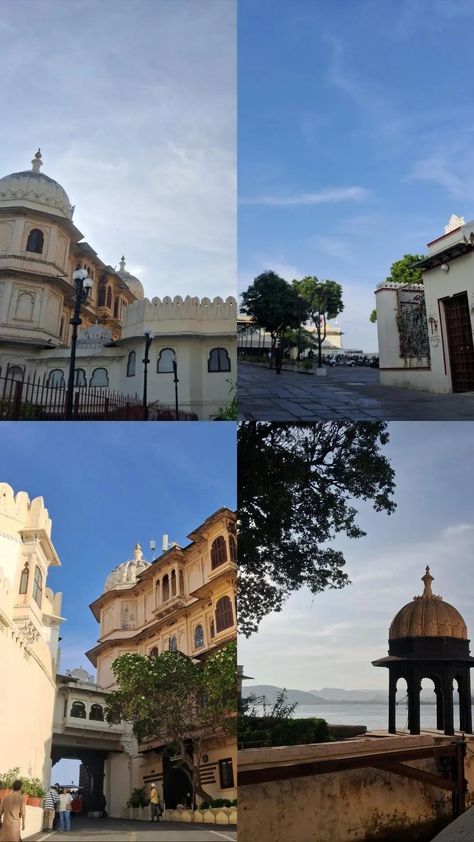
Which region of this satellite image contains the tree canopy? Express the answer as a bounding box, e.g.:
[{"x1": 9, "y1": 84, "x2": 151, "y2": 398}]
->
[
  {"x1": 238, "y1": 422, "x2": 396, "y2": 636},
  {"x1": 293, "y1": 276, "x2": 344, "y2": 366},
  {"x1": 105, "y1": 642, "x2": 237, "y2": 801},
  {"x1": 370, "y1": 254, "x2": 424, "y2": 323},
  {"x1": 241, "y1": 271, "x2": 308, "y2": 357}
]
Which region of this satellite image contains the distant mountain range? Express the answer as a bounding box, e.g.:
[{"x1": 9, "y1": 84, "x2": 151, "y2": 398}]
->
[{"x1": 241, "y1": 684, "x2": 458, "y2": 705}]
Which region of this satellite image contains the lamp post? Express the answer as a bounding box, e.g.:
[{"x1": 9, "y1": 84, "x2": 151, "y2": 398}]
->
[
  {"x1": 65, "y1": 268, "x2": 93, "y2": 420},
  {"x1": 142, "y1": 327, "x2": 154, "y2": 420},
  {"x1": 172, "y1": 360, "x2": 179, "y2": 420}
]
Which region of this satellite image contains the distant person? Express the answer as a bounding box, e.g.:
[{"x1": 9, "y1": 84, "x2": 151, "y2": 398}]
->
[
  {"x1": 274, "y1": 347, "x2": 283, "y2": 375},
  {"x1": 58, "y1": 787, "x2": 72, "y2": 832},
  {"x1": 0, "y1": 779, "x2": 25, "y2": 841},
  {"x1": 149, "y1": 784, "x2": 162, "y2": 822},
  {"x1": 99, "y1": 793, "x2": 108, "y2": 818},
  {"x1": 43, "y1": 785, "x2": 59, "y2": 831}
]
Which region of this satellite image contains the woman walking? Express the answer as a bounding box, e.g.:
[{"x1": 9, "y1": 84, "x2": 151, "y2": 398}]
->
[{"x1": 0, "y1": 779, "x2": 26, "y2": 841}]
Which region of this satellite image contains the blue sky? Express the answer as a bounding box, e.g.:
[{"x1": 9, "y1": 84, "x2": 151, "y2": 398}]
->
[
  {"x1": 239, "y1": 422, "x2": 474, "y2": 692},
  {"x1": 238, "y1": 0, "x2": 474, "y2": 351},
  {"x1": 0, "y1": 0, "x2": 235, "y2": 299},
  {"x1": 0, "y1": 422, "x2": 235, "y2": 783}
]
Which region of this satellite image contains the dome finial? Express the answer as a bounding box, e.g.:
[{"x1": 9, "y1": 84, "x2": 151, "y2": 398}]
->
[
  {"x1": 422, "y1": 565, "x2": 434, "y2": 598},
  {"x1": 119, "y1": 255, "x2": 126, "y2": 272},
  {"x1": 31, "y1": 148, "x2": 42, "y2": 173},
  {"x1": 133, "y1": 542, "x2": 143, "y2": 561}
]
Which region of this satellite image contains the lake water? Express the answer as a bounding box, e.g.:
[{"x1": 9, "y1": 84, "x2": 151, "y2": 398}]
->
[{"x1": 294, "y1": 703, "x2": 474, "y2": 732}]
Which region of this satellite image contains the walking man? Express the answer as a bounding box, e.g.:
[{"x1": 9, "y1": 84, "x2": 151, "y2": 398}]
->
[
  {"x1": 43, "y1": 785, "x2": 59, "y2": 831},
  {"x1": 58, "y1": 787, "x2": 72, "y2": 833},
  {"x1": 0, "y1": 779, "x2": 26, "y2": 841},
  {"x1": 149, "y1": 783, "x2": 162, "y2": 822}
]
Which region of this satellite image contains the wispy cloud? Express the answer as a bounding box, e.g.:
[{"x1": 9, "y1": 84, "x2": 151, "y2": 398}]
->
[{"x1": 240, "y1": 186, "x2": 370, "y2": 207}]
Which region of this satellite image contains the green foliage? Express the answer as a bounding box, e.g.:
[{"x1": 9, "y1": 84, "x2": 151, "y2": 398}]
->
[
  {"x1": 214, "y1": 381, "x2": 237, "y2": 420},
  {"x1": 106, "y1": 642, "x2": 237, "y2": 801},
  {"x1": 396, "y1": 295, "x2": 430, "y2": 360},
  {"x1": 239, "y1": 715, "x2": 330, "y2": 748},
  {"x1": 370, "y1": 254, "x2": 425, "y2": 322},
  {"x1": 241, "y1": 272, "x2": 308, "y2": 345},
  {"x1": 200, "y1": 798, "x2": 233, "y2": 809},
  {"x1": 0, "y1": 768, "x2": 20, "y2": 789},
  {"x1": 0, "y1": 400, "x2": 44, "y2": 420},
  {"x1": 238, "y1": 422, "x2": 396, "y2": 635},
  {"x1": 292, "y1": 277, "x2": 344, "y2": 366},
  {"x1": 21, "y1": 778, "x2": 46, "y2": 798},
  {"x1": 127, "y1": 787, "x2": 150, "y2": 808}
]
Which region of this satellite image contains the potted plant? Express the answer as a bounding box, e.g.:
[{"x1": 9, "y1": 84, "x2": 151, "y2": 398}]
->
[
  {"x1": 126, "y1": 786, "x2": 149, "y2": 819},
  {"x1": 21, "y1": 777, "x2": 46, "y2": 807},
  {"x1": 0, "y1": 768, "x2": 20, "y2": 801}
]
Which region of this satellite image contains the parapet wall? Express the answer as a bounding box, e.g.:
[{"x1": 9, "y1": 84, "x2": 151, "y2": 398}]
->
[
  {"x1": 122, "y1": 295, "x2": 237, "y2": 338},
  {"x1": 0, "y1": 482, "x2": 52, "y2": 536}
]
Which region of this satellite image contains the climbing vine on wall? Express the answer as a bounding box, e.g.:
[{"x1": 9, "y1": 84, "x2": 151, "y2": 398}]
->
[{"x1": 396, "y1": 294, "x2": 430, "y2": 360}]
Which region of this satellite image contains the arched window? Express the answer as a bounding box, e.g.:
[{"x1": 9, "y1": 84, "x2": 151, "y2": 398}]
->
[
  {"x1": 169, "y1": 635, "x2": 178, "y2": 652},
  {"x1": 208, "y1": 348, "x2": 231, "y2": 372},
  {"x1": 47, "y1": 369, "x2": 65, "y2": 388},
  {"x1": 70, "y1": 701, "x2": 86, "y2": 719},
  {"x1": 211, "y1": 536, "x2": 227, "y2": 569},
  {"x1": 89, "y1": 704, "x2": 104, "y2": 721},
  {"x1": 6, "y1": 365, "x2": 23, "y2": 382},
  {"x1": 90, "y1": 368, "x2": 109, "y2": 387},
  {"x1": 162, "y1": 574, "x2": 170, "y2": 602},
  {"x1": 157, "y1": 348, "x2": 176, "y2": 373},
  {"x1": 127, "y1": 351, "x2": 136, "y2": 377},
  {"x1": 229, "y1": 534, "x2": 237, "y2": 562},
  {"x1": 194, "y1": 624, "x2": 204, "y2": 649},
  {"x1": 113, "y1": 299, "x2": 119, "y2": 318},
  {"x1": 32, "y1": 565, "x2": 43, "y2": 607},
  {"x1": 74, "y1": 368, "x2": 86, "y2": 387},
  {"x1": 215, "y1": 596, "x2": 233, "y2": 632},
  {"x1": 150, "y1": 646, "x2": 159, "y2": 657},
  {"x1": 106, "y1": 287, "x2": 112, "y2": 309},
  {"x1": 26, "y1": 228, "x2": 44, "y2": 254},
  {"x1": 171, "y1": 570, "x2": 177, "y2": 597},
  {"x1": 98, "y1": 285, "x2": 106, "y2": 307},
  {"x1": 179, "y1": 570, "x2": 185, "y2": 595},
  {"x1": 19, "y1": 563, "x2": 29, "y2": 594},
  {"x1": 210, "y1": 619, "x2": 215, "y2": 639}
]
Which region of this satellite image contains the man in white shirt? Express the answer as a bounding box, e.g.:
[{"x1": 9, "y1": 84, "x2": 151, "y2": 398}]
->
[{"x1": 58, "y1": 788, "x2": 72, "y2": 833}]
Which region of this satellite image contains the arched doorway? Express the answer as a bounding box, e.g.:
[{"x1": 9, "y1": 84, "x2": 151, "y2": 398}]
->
[{"x1": 162, "y1": 747, "x2": 193, "y2": 809}]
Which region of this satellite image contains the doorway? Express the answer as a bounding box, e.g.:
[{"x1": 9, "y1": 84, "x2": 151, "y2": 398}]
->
[{"x1": 444, "y1": 293, "x2": 474, "y2": 391}]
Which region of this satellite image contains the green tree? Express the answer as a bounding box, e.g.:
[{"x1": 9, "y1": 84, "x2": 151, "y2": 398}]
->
[
  {"x1": 241, "y1": 271, "x2": 308, "y2": 367},
  {"x1": 370, "y1": 254, "x2": 425, "y2": 323},
  {"x1": 292, "y1": 277, "x2": 343, "y2": 367},
  {"x1": 105, "y1": 642, "x2": 237, "y2": 802},
  {"x1": 238, "y1": 422, "x2": 396, "y2": 636}
]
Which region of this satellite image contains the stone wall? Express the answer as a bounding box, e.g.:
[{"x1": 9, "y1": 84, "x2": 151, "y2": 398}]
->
[{"x1": 239, "y1": 734, "x2": 474, "y2": 842}]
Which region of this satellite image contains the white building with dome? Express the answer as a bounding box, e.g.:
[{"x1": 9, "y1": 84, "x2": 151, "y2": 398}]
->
[{"x1": 0, "y1": 152, "x2": 236, "y2": 419}]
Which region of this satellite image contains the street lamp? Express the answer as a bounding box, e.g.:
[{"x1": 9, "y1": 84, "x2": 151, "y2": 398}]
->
[
  {"x1": 65, "y1": 268, "x2": 93, "y2": 420},
  {"x1": 172, "y1": 360, "x2": 179, "y2": 420},
  {"x1": 142, "y1": 327, "x2": 154, "y2": 420}
]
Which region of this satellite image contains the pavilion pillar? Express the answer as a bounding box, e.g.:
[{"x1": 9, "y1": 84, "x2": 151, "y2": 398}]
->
[
  {"x1": 435, "y1": 686, "x2": 445, "y2": 731},
  {"x1": 407, "y1": 671, "x2": 421, "y2": 735},
  {"x1": 443, "y1": 673, "x2": 454, "y2": 736},
  {"x1": 458, "y1": 672, "x2": 472, "y2": 734},
  {"x1": 388, "y1": 671, "x2": 397, "y2": 734}
]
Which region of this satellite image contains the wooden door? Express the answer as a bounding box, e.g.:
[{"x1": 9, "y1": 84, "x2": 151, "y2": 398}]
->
[{"x1": 444, "y1": 293, "x2": 474, "y2": 392}]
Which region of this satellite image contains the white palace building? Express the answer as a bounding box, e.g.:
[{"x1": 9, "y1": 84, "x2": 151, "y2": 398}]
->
[{"x1": 0, "y1": 151, "x2": 236, "y2": 418}]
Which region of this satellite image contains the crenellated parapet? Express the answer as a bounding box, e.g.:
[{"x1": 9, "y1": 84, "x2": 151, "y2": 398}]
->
[
  {"x1": 122, "y1": 295, "x2": 237, "y2": 338},
  {"x1": 0, "y1": 482, "x2": 52, "y2": 536}
]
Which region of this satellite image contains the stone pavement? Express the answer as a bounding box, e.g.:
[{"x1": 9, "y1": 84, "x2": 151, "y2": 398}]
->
[
  {"x1": 28, "y1": 816, "x2": 236, "y2": 842},
  {"x1": 238, "y1": 362, "x2": 474, "y2": 420}
]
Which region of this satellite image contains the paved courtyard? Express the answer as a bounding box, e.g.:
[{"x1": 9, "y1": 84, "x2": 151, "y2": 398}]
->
[
  {"x1": 29, "y1": 817, "x2": 236, "y2": 842},
  {"x1": 238, "y1": 362, "x2": 474, "y2": 420}
]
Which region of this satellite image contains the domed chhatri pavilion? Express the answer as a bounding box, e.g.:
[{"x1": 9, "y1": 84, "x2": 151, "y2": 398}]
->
[{"x1": 373, "y1": 567, "x2": 474, "y2": 736}]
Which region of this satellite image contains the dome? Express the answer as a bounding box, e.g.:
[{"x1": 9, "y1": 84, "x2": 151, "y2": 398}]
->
[
  {"x1": 117, "y1": 255, "x2": 144, "y2": 300},
  {"x1": 0, "y1": 149, "x2": 73, "y2": 220},
  {"x1": 389, "y1": 567, "x2": 467, "y2": 640},
  {"x1": 104, "y1": 543, "x2": 150, "y2": 592}
]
